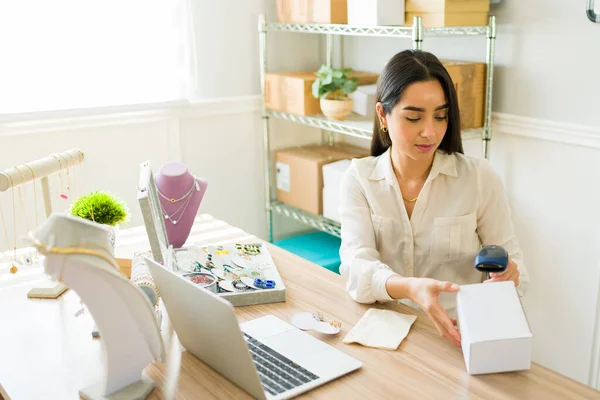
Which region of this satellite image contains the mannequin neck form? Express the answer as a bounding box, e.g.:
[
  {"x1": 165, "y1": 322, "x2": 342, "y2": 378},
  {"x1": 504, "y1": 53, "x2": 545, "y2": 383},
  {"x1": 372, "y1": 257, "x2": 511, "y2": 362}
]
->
[
  {"x1": 155, "y1": 162, "x2": 208, "y2": 248},
  {"x1": 155, "y1": 162, "x2": 196, "y2": 198}
]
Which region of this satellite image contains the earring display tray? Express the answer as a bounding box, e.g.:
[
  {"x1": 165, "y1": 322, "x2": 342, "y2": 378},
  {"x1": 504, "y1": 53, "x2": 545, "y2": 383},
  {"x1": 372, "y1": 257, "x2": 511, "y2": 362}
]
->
[{"x1": 172, "y1": 242, "x2": 286, "y2": 307}]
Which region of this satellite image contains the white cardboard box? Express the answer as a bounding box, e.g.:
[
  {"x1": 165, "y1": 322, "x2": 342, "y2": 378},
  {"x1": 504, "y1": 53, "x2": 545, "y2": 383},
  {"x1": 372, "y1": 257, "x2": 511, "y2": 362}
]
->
[
  {"x1": 322, "y1": 159, "x2": 351, "y2": 223},
  {"x1": 322, "y1": 159, "x2": 351, "y2": 189},
  {"x1": 323, "y1": 186, "x2": 341, "y2": 223},
  {"x1": 456, "y1": 281, "x2": 533, "y2": 375},
  {"x1": 347, "y1": 0, "x2": 405, "y2": 26},
  {"x1": 349, "y1": 84, "x2": 377, "y2": 117}
]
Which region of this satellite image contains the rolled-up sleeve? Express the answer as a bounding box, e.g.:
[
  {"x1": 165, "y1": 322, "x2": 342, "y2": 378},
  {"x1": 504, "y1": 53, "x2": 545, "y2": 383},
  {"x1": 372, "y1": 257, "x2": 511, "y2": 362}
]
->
[
  {"x1": 476, "y1": 159, "x2": 530, "y2": 296},
  {"x1": 338, "y1": 163, "x2": 397, "y2": 304}
]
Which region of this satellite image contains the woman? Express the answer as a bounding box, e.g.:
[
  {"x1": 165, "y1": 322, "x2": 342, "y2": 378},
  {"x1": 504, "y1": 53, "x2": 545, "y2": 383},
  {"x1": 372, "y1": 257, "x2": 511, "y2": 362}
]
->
[{"x1": 338, "y1": 50, "x2": 529, "y2": 347}]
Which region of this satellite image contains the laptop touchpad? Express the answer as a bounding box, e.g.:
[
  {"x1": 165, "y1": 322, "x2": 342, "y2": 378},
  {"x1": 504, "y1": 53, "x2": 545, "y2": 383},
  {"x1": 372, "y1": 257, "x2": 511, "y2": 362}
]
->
[{"x1": 240, "y1": 315, "x2": 295, "y2": 341}]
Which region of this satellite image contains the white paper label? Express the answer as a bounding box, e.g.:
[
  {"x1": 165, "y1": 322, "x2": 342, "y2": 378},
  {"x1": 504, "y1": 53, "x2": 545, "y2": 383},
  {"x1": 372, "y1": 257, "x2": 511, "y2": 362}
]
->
[{"x1": 276, "y1": 162, "x2": 290, "y2": 192}]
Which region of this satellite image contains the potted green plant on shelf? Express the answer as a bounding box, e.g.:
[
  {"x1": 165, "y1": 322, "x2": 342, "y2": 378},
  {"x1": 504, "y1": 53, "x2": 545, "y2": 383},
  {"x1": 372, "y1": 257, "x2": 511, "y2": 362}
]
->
[
  {"x1": 70, "y1": 190, "x2": 129, "y2": 255},
  {"x1": 312, "y1": 65, "x2": 359, "y2": 121}
]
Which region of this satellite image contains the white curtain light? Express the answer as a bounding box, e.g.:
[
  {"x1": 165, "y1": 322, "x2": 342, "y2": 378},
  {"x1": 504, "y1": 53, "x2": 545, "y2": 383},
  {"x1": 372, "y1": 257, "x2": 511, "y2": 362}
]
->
[{"x1": 0, "y1": 0, "x2": 197, "y2": 115}]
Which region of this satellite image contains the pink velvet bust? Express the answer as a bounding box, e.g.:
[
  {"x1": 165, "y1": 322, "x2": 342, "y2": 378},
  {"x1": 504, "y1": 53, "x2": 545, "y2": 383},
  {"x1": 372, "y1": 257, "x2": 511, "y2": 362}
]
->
[{"x1": 155, "y1": 162, "x2": 208, "y2": 248}]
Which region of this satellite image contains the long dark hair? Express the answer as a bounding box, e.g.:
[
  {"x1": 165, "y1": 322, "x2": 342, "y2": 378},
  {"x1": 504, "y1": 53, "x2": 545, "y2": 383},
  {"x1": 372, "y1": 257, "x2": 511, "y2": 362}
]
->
[{"x1": 371, "y1": 50, "x2": 463, "y2": 157}]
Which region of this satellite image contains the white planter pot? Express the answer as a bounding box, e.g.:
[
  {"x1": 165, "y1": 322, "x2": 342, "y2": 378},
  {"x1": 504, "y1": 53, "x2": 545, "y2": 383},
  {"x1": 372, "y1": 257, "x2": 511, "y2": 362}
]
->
[{"x1": 320, "y1": 98, "x2": 353, "y2": 121}]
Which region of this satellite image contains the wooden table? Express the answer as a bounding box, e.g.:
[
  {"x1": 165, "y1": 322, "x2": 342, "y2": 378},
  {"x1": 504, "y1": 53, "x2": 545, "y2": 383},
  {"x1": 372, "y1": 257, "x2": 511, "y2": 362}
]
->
[{"x1": 1, "y1": 215, "x2": 599, "y2": 400}]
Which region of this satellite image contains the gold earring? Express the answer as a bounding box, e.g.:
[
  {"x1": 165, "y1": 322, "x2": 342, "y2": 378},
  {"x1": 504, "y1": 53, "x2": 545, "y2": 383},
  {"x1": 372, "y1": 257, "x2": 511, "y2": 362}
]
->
[
  {"x1": 329, "y1": 320, "x2": 342, "y2": 328},
  {"x1": 379, "y1": 119, "x2": 388, "y2": 133}
]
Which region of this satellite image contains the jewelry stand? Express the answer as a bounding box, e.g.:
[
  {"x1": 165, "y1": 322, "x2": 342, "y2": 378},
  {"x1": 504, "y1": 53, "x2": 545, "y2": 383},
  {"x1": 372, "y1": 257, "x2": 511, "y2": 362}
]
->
[
  {"x1": 0, "y1": 148, "x2": 85, "y2": 299},
  {"x1": 137, "y1": 161, "x2": 169, "y2": 265},
  {"x1": 28, "y1": 213, "x2": 165, "y2": 400}
]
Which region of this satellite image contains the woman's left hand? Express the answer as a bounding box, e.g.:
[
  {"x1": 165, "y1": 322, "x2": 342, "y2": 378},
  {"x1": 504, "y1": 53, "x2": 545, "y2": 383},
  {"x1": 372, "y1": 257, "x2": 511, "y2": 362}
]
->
[{"x1": 484, "y1": 258, "x2": 520, "y2": 287}]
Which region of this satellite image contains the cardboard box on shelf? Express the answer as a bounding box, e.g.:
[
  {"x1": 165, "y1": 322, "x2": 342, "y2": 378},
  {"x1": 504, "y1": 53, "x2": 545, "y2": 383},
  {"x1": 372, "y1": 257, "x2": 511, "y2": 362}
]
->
[
  {"x1": 405, "y1": 0, "x2": 489, "y2": 27},
  {"x1": 275, "y1": 147, "x2": 338, "y2": 215},
  {"x1": 275, "y1": 144, "x2": 368, "y2": 215},
  {"x1": 276, "y1": 0, "x2": 348, "y2": 24},
  {"x1": 442, "y1": 60, "x2": 486, "y2": 129},
  {"x1": 316, "y1": 142, "x2": 370, "y2": 160},
  {"x1": 349, "y1": 84, "x2": 377, "y2": 117},
  {"x1": 405, "y1": 0, "x2": 489, "y2": 13},
  {"x1": 265, "y1": 71, "x2": 379, "y2": 116},
  {"x1": 456, "y1": 282, "x2": 533, "y2": 375},
  {"x1": 405, "y1": 11, "x2": 488, "y2": 27},
  {"x1": 347, "y1": 0, "x2": 405, "y2": 26}
]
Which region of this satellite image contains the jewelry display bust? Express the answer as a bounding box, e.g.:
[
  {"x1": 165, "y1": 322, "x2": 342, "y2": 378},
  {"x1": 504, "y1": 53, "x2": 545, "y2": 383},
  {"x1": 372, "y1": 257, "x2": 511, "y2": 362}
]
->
[
  {"x1": 155, "y1": 162, "x2": 208, "y2": 248},
  {"x1": 28, "y1": 213, "x2": 164, "y2": 400}
]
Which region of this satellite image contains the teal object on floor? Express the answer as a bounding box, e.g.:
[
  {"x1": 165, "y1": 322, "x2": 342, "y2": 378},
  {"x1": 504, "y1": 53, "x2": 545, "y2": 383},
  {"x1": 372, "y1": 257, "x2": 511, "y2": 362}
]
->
[{"x1": 274, "y1": 232, "x2": 341, "y2": 274}]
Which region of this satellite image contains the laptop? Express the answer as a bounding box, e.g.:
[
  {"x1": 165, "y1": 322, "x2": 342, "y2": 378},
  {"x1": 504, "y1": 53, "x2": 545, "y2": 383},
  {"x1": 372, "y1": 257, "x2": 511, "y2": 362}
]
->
[{"x1": 144, "y1": 256, "x2": 362, "y2": 400}]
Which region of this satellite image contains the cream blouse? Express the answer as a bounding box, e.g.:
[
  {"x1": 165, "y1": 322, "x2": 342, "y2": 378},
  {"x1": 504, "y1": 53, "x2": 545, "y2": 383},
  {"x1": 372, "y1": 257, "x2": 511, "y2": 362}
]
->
[{"x1": 338, "y1": 148, "x2": 529, "y2": 313}]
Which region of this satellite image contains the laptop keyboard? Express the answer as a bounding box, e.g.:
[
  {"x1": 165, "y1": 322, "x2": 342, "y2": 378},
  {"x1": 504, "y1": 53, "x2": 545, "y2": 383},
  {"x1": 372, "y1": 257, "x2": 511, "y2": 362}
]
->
[{"x1": 243, "y1": 333, "x2": 320, "y2": 396}]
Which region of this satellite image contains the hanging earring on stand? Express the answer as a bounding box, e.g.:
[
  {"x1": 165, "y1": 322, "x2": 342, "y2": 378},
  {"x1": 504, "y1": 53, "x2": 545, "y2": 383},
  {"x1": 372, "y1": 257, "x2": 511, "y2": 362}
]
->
[
  {"x1": 66, "y1": 152, "x2": 78, "y2": 199},
  {"x1": 17, "y1": 164, "x2": 40, "y2": 267},
  {"x1": 51, "y1": 154, "x2": 68, "y2": 200},
  {"x1": 56, "y1": 153, "x2": 72, "y2": 200}
]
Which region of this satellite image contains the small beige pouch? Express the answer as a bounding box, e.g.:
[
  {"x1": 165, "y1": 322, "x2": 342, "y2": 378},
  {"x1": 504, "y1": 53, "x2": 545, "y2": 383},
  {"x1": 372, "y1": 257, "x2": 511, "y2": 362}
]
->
[{"x1": 343, "y1": 308, "x2": 417, "y2": 350}]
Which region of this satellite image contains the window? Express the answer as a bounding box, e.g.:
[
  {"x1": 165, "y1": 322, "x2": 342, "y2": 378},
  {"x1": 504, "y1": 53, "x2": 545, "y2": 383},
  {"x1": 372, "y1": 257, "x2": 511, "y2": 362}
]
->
[{"x1": 0, "y1": 0, "x2": 196, "y2": 115}]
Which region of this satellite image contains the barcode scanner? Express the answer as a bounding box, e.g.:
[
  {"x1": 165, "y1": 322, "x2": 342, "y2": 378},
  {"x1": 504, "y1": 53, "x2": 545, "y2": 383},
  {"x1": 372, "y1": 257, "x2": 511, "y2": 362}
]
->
[{"x1": 475, "y1": 245, "x2": 508, "y2": 275}]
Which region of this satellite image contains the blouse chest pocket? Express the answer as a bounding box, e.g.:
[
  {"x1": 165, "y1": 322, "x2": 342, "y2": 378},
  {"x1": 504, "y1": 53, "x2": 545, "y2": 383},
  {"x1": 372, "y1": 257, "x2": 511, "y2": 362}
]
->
[
  {"x1": 372, "y1": 214, "x2": 404, "y2": 260},
  {"x1": 430, "y1": 212, "x2": 478, "y2": 265}
]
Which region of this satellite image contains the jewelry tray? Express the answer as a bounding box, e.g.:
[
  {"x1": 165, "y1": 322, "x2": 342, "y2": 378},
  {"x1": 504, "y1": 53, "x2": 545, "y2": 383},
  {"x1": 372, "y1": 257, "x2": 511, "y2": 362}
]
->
[{"x1": 171, "y1": 243, "x2": 286, "y2": 307}]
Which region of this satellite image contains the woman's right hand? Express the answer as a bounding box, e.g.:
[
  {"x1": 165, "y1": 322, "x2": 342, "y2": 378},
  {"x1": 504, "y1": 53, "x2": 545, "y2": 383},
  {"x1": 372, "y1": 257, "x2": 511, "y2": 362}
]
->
[{"x1": 406, "y1": 278, "x2": 462, "y2": 347}]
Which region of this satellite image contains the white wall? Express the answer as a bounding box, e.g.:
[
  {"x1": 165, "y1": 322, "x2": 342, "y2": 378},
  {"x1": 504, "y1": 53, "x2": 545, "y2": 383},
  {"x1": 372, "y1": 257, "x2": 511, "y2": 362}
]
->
[
  {"x1": 341, "y1": 0, "x2": 600, "y2": 386},
  {"x1": 189, "y1": 0, "x2": 323, "y2": 99},
  {"x1": 488, "y1": 116, "x2": 600, "y2": 387},
  {"x1": 0, "y1": 100, "x2": 263, "y2": 249},
  {"x1": 490, "y1": 1, "x2": 600, "y2": 126},
  {"x1": 189, "y1": 0, "x2": 266, "y2": 99}
]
